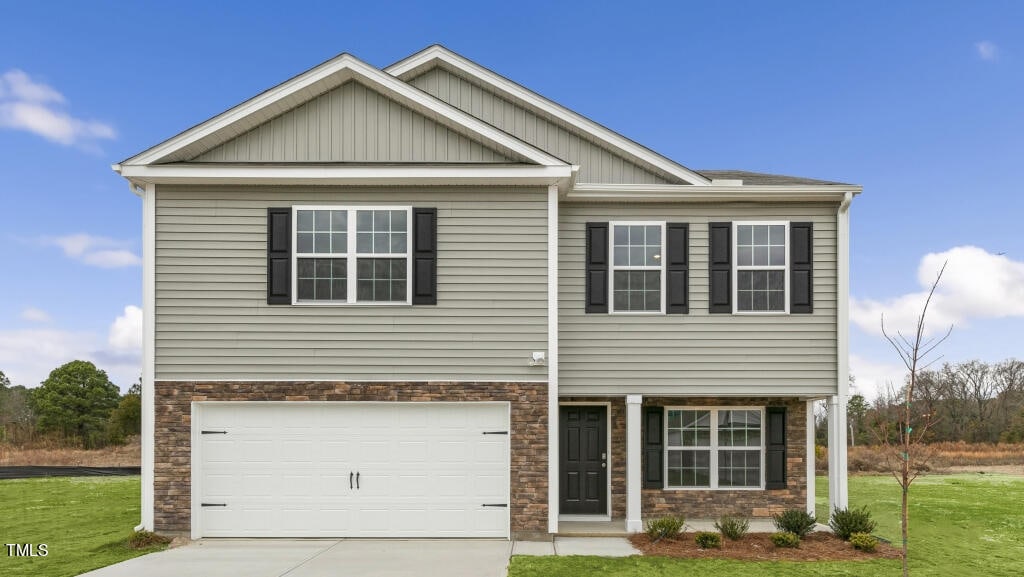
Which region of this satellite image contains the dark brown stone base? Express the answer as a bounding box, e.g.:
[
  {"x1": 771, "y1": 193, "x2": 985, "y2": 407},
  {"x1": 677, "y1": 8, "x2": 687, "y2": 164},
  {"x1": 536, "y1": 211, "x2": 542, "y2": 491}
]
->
[{"x1": 154, "y1": 381, "x2": 548, "y2": 534}]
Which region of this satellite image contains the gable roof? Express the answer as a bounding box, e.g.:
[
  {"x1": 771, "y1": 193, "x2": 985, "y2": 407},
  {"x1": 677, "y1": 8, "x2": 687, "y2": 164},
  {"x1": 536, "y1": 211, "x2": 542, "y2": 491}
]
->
[
  {"x1": 386, "y1": 45, "x2": 712, "y2": 186},
  {"x1": 118, "y1": 52, "x2": 567, "y2": 168}
]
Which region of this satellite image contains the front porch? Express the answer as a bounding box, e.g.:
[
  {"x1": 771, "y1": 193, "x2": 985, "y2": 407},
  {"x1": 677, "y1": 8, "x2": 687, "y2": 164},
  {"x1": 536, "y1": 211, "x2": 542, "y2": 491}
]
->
[{"x1": 553, "y1": 394, "x2": 849, "y2": 534}]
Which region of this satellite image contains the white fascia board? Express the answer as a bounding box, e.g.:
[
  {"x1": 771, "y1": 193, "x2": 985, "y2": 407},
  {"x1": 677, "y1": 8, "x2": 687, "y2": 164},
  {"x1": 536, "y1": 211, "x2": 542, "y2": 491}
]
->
[
  {"x1": 386, "y1": 45, "x2": 712, "y2": 186},
  {"x1": 121, "y1": 53, "x2": 566, "y2": 168},
  {"x1": 565, "y1": 183, "x2": 863, "y2": 202},
  {"x1": 116, "y1": 163, "x2": 573, "y2": 186}
]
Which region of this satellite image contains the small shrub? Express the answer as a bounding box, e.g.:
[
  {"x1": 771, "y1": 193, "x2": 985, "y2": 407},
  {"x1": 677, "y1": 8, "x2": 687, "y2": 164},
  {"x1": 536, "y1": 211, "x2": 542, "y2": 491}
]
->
[
  {"x1": 126, "y1": 530, "x2": 171, "y2": 550},
  {"x1": 714, "y1": 514, "x2": 749, "y2": 540},
  {"x1": 771, "y1": 508, "x2": 817, "y2": 538},
  {"x1": 695, "y1": 531, "x2": 721, "y2": 549},
  {"x1": 770, "y1": 531, "x2": 801, "y2": 548},
  {"x1": 830, "y1": 506, "x2": 878, "y2": 540},
  {"x1": 645, "y1": 516, "x2": 685, "y2": 542},
  {"x1": 850, "y1": 532, "x2": 879, "y2": 552}
]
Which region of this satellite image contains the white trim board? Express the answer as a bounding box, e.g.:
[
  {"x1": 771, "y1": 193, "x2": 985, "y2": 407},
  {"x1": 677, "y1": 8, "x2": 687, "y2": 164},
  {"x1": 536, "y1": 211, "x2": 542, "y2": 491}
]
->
[
  {"x1": 386, "y1": 45, "x2": 711, "y2": 186},
  {"x1": 114, "y1": 163, "x2": 574, "y2": 187},
  {"x1": 118, "y1": 52, "x2": 567, "y2": 169}
]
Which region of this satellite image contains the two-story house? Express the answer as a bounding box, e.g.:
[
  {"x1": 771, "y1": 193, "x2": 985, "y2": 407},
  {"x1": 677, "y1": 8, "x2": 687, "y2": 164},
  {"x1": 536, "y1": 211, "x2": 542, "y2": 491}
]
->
[{"x1": 113, "y1": 46, "x2": 856, "y2": 540}]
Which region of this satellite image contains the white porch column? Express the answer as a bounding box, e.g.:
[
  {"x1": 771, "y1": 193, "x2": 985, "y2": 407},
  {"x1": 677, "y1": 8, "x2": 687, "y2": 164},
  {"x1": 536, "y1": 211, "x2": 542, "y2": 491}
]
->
[
  {"x1": 806, "y1": 399, "x2": 816, "y2": 516},
  {"x1": 827, "y1": 395, "x2": 849, "y2": 514},
  {"x1": 625, "y1": 394, "x2": 643, "y2": 533}
]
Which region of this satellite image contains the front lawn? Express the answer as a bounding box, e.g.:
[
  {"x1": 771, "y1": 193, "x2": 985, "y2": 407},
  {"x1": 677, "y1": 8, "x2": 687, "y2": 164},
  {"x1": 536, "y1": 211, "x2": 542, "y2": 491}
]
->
[
  {"x1": 510, "y1": 473, "x2": 1024, "y2": 577},
  {"x1": 0, "y1": 476, "x2": 165, "y2": 577}
]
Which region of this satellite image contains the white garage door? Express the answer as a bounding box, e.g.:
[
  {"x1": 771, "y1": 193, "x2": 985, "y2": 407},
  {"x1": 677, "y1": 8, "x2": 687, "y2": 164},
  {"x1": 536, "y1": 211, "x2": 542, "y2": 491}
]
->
[{"x1": 193, "y1": 402, "x2": 510, "y2": 538}]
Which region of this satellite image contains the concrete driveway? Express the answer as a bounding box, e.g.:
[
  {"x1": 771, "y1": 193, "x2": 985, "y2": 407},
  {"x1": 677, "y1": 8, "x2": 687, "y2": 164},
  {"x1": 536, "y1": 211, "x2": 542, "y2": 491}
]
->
[{"x1": 80, "y1": 539, "x2": 513, "y2": 577}]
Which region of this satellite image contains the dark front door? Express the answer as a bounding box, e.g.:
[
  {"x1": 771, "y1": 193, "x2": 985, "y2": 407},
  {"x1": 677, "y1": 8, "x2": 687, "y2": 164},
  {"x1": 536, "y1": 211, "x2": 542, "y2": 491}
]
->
[{"x1": 560, "y1": 405, "x2": 608, "y2": 515}]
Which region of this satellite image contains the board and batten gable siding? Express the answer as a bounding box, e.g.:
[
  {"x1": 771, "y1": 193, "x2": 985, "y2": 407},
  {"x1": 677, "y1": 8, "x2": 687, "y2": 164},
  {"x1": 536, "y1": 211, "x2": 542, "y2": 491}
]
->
[
  {"x1": 559, "y1": 202, "x2": 839, "y2": 397},
  {"x1": 407, "y1": 67, "x2": 673, "y2": 185},
  {"x1": 154, "y1": 185, "x2": 548, "y2": 381},
  {"x1": 191, "y1": 81, "x2": 516, "y2": 163}
]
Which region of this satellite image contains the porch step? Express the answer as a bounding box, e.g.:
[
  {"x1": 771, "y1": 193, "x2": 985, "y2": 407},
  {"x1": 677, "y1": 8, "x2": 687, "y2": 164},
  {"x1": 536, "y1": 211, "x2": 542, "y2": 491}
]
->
[{"x1": 557, "y1": 519, "x2": 630, "y2": 537}]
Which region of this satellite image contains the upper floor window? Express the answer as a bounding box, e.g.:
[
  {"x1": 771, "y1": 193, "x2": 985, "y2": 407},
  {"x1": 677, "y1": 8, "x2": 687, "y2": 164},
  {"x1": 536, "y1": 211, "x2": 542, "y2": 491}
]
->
[
  {"x1": 293, "y1": 206, "x2": 410, "y2": 304},
  {"x1": 611, "y1": 222, "x2": 665, "y2": 313},
  {"x1": 733, "y1": 222, "x2": 788, "y2": 313}
]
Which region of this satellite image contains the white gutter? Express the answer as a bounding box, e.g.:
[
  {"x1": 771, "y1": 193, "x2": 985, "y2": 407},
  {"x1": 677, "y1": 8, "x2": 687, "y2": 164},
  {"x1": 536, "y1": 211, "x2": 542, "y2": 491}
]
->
[
  {"x1": 829, "y1": 190, "x2": 853, "y2": 512},
  {"x1": 567, "y1": 183, "x2": 863, "y2": 202},
  {"x1": 113, "y1": 163, "x2": 573, "y2": 186}
]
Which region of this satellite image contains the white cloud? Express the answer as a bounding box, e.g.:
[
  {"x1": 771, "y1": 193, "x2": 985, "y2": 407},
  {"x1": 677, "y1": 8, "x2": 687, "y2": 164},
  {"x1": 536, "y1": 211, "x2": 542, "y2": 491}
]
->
[
  {"x1": 0, "y1": 305, "x2": 142, "y2": 392},
  {"x1": 0, "y1": 69, "x2": 115, "y2": 146},
  {"x1": 20, "y1": 307, "x2": 52, "y2": 323},
  {"x1": 976, "y1": 41, "x2": 999, "y2": 61},
  {"x1": 851, "y1": 246, "x2": 1024, "y2": 338},
  {"x1": 108, "y1": 305, "x2": 142, "y2": 353},
  {"x1": 46, "y1": 234, "x2": 141, "y2": 268},
  {"x1": 849, "y1": 353, "x2": 907, "y2": 401}
]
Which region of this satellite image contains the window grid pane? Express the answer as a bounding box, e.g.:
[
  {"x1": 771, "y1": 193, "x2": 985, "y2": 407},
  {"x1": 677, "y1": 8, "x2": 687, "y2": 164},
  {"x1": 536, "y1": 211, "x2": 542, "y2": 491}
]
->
[
  {"x1": 356, "y1": 209, "x2": 407, "y2": 255},
  {"x1": 296, "y1": 258, "x2": 347, "y2": 301},
  {"x1": 296, "y1": 209, "x2": 348, "y2": 254},
  {"x1": 736, "y1": 223, "x2": 786, "y2": 312},
  {"x1": 356, "y1": 258, "x2": 407, "y2": 302},
  {"x1": 718, "y1": 449, "x2": 761, "y2": 487},
  {"x1": 613, "y1": 224, "x2": 661, "y2": 266}
]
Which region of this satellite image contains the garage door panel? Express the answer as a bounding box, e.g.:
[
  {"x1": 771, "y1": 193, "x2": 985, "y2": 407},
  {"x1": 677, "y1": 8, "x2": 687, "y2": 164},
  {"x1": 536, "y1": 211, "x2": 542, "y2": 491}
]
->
[{"x1": 196, "y1": 402, "x2": 509, "y2": 538}]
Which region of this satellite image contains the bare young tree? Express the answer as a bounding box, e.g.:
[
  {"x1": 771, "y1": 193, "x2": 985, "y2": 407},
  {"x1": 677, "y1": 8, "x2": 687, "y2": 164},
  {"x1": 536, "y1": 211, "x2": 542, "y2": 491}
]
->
[{"x1": 880, "y1": 262, "x2": 952, "y2": 577}]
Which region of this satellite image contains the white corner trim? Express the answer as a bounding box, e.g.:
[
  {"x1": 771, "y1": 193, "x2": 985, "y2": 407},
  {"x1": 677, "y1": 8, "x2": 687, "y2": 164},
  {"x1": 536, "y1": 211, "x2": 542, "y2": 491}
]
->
[
  {"x1": 115, "y1": 164, "x2": 574, "y2": 186},
  {"x1": 141, "y1": 183, "x2": 156, "y2": 531},
  {"x1": 547, "y1": 184, "x2": 560, "y2": 535},
  {"x1": 385, "y1": 45, "x2": 712, "y2": 186},
  {"x1": 120, "y1": 53, "x2": 567, "y2": 168},
  {"x1": 567, "y1": 183, "x2": 863, "y2": 202}
]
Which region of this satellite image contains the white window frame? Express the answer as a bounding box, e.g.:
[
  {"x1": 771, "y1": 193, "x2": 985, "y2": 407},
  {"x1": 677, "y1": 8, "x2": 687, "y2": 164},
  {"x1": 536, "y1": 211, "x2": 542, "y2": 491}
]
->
[
  {"x1": 664, "y1": 406, "x2": 765, "y2": 491},
  {"x1": 608, "y1": 221, "x2": 666, "y2": 314},
  {"x1": 732, "y1": 221, "x2": 790, "y2": 315},
  {"x1": 291, "y1": 205, "x2": 412, "y2": 306}
]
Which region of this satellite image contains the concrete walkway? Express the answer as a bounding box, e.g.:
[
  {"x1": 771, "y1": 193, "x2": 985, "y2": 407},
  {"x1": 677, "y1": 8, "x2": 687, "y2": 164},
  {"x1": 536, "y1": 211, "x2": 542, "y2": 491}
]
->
[{"x1": 513, "y1": 536, "x2": 641, "y2": 557}]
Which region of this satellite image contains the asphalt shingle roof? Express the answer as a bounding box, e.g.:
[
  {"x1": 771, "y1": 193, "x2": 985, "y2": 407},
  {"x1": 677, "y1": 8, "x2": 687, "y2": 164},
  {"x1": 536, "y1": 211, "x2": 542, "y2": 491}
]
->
[{"x1": 696, "y1": 170, "x2": 853, "y2": 186}]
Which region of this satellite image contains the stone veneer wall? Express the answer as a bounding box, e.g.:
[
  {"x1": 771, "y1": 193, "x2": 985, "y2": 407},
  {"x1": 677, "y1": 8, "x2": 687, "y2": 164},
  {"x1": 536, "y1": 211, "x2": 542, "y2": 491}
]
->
[
  {"x1": 154, "y1": 381, "x2": 548, "y2": 535},
  {"x1": 642, "y1": 397, "x2": 808, "y2": 518}
]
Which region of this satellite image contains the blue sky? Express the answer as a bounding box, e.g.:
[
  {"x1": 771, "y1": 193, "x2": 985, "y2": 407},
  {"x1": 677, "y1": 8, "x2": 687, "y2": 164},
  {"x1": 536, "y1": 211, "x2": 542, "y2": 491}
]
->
[{"x1": 1, "y1": 1, "x2": 1021, "y2": 396}]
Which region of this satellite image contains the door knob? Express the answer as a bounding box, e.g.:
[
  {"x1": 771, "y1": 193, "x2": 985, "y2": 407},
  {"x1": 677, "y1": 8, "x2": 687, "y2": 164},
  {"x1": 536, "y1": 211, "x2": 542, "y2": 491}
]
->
[{"x1": 601, "y1": 462, "x2": 606, "y2": 468}]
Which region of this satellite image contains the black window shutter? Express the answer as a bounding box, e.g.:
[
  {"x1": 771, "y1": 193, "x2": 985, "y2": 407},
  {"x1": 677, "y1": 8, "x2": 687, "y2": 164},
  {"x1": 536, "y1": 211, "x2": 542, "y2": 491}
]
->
[
  {"x1": 643, "y1": 407, "x2": 664, "y2": 488},
  {"x1": 585, "y1": 222, "x2": 609, "y2": 313},
  {"x1": 666, "y1": 223, "x2": 689, "y2": 314},
  {"x1": 267, "y1": 207, "x2": 291, "y2": 305},
  {"x1": 765, "y1": 406, "x2": 787, "y2": 489},
  {"x1": 412, "y1": 208, "x2": 437, "y2": 305},
  {"x1": 708, "y1": 222, "x2": 732, "y2": 313},
  {"x1": 790, "y1": 222, "x2": 813, "y2": 314}
]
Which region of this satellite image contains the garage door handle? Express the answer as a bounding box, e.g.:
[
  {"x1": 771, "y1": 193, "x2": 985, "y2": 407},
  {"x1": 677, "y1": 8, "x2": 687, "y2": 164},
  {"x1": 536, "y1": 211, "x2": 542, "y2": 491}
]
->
[
  {"x1": 201, "y1": 503, "x2": 227, "y2": 507},
  {"x1": 482, "y1": 504, "x2": 508, "y2": 508},
  {"x1": 356, "y1": 471, "x2": 360, "y2": 489},
  {"x1": 350, "y1": 472, "x2": 353, "y2": 489},
  {"x1": 201, "y1": 430, "x2": 227, "y2": 435}
]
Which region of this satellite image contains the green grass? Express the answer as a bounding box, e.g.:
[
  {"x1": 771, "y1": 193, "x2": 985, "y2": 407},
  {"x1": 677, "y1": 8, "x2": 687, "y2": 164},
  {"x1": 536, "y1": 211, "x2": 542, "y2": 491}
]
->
[
  {"x1": 510, "y1": 474, "x2": 1024, "y2": 577},
  {"x1": 0, "y1": 477, "x2": 166, "y2": 577}
]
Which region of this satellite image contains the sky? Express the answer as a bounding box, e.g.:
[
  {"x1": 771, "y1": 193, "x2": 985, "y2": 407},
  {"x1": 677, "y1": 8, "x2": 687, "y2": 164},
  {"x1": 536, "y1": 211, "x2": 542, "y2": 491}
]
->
[{"x1": 0, "y1": 1, "x2": 1021, "y2": 397}]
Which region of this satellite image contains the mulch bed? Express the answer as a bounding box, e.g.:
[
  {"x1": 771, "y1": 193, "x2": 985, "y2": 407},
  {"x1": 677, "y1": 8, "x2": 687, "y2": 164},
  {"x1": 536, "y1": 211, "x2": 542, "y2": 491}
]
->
[{"x1": 629, "y1": 532, "x2": 903, "y2": 561}]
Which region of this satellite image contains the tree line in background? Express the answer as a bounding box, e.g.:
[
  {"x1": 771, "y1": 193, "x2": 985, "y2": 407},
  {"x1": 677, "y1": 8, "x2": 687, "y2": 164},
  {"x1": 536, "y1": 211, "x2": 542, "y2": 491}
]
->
[
  {"x1": 816, "y1": 358, "x2": 1024, "y2": 446},
  {"x1": 0, "y1": 361, "x2": 140, "y2": 449}
]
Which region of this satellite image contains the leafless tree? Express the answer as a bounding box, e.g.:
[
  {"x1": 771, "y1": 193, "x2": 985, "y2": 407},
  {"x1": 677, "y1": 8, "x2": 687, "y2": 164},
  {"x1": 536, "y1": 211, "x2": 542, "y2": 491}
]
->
[{"x1": 880, "y1": 262, "x2": 952, "y2": 577}]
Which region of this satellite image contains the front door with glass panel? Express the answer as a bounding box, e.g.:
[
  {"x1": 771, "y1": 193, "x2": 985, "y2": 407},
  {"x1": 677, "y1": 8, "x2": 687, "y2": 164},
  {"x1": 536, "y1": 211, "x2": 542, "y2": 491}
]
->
[{"x1": 559, "y1": 406, "x2": 608, "y2": 515}]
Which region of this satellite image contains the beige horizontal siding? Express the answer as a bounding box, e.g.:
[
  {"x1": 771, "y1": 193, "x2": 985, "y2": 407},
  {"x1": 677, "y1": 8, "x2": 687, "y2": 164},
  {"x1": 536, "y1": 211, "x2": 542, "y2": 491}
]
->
[
  {"x1": 191, "y1": 80, "x2": 515, "y2": 163},
  {"x1": 154, "y1": 185, "x2": 548, "y2": 381},
  {"x1": 408, "y1": 67, "x2": 674, "y2": 185},
  {"x1": 558, "y1": 202, "x2": 839, "y2": 397}
]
